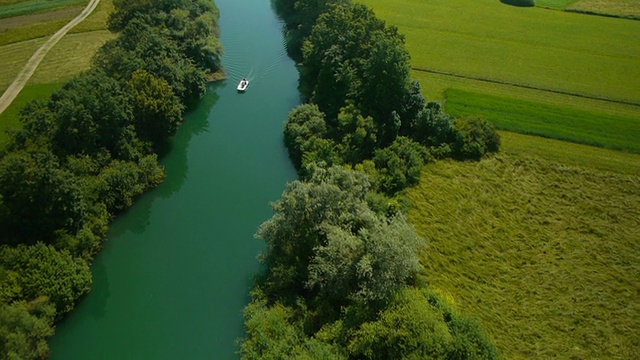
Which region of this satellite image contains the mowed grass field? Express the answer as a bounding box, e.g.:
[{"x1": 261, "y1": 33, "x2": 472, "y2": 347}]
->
[
  {"x1": 0, "y1": 0, "x2": 114, "y2": 145},
  {"x1": 360, "y1": 0, "x2": 640, "y2": 149},
  {"x1": 408, "y1": 134, "x2": 640, "y2": 358}
]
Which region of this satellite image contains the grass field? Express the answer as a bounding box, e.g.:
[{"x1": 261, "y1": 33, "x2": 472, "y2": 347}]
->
[
  {"x1": 0, "y1": 0, "x2": 86, "y2": 19},
  {"x1": 28, "y1": 30, "x2": 115, "y2": 84},
  {"x1": 408, "y1": 138, "x2": 640, "y2": 358},
  {"x1": 445, "y1": 88, "x2": 640, "y2": 154},
  {"x1": 0, "y1": 37, "x2": 46, "y2": 92},
  {"x1": 360, "y1": 0, "x2": 640, "y2": 113},
  {"x1": 0, "y1": 0, "x2": 114, "y2": 143},
  {"x1": 0, "y1": 9, "x2": 78, "y2": 46},
  {"x1": 0, "y1": 82, "x2": 62, "y2": 146}
]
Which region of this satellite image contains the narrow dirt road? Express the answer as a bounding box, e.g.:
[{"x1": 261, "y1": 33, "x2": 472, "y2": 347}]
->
[{"x1": 0, "y1": 0, "x2": 101, "y2": 116}]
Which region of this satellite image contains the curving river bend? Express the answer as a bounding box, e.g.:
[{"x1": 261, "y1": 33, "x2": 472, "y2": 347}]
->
[{"x1": 48, "y1": 0, "x2": 298, "y2": 358}]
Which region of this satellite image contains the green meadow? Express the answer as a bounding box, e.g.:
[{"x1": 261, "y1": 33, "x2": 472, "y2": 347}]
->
[
  {"x1": 408, "y1": 136, "x2": 640, "y2": 359},
  {"x1": 360, "y1": 0, "x2": 640, "y2": 122},
  {"x1": 445, "y1": 88, "x2": 640, "y2": 154},
  {"x1": 360, "y1": 0, "x2": 640, "y2": 357}
]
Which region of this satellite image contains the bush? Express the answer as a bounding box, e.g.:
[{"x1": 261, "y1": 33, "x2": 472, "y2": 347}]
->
[
  {"x1": 500, "y1": 0, "x2": 535, "y2": 7},
  {"x1": 452, "y1": 117, "x2": 500, "y2": 161}
]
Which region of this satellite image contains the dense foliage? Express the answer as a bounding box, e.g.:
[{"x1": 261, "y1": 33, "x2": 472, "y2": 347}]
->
[
  {"x1": 241, "y1": 0, "x2": 503, "y2": 358},
  {"x1": 0, "y1": 0, "x2": 222, "y2": 358},
  {"x1": 242, "y1": 166, "x2": 500, "y2": 359},
  {"x1": 279, "y1": 0, "x2": 500, "y2": 194}
]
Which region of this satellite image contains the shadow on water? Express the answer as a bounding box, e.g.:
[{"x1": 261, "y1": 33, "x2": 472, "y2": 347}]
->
[{"x1": 108, "y1": 85, "x2": 221, "y2": 238}]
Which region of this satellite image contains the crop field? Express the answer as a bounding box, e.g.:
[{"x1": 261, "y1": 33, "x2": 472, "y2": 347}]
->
[
  {"x1": 445, "y1": 88, "x2": 640, "y2": 153},
  {"x1": 360, "y1": 0, "x2": 640, "y2": 117},
  {"x1": 0, "y1": 0, "x2": 86, "y2": 19},
  {"x1": 408, "y1": 137, "x2": 640, "y2": 358}
]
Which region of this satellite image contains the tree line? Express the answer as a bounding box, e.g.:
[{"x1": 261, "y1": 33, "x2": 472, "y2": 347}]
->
[
  {"x1": 241, "y1": 0, "x2": 502, "y2": 359},
  {"x1": 0, "y1": 0, "x2": 222, "y2": 358}
]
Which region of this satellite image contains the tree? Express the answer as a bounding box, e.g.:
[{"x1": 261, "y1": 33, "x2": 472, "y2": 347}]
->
[
  {"x1": 335, "y1": 103, "x2": 377, "y2": 165},
  {"x1": 0, "y1": 150, "x2": 86, "y2": 243},
  {"x1": 283, "y1": 104, "x2": 328, "y2": 169},
  {"x1": 302, "y1": 3, "x2": 387, "y2": 120},
  {"x1": 96, "y1": 155, "x2": 164, "y2": 214},
  {"x1": 452, "y1": 117, "x2": 500, "y2": 161},
  {"x1": 307, "y1": 214, "x2": 424, "y2": 307},
  {"x1": 256, "y1": 166, "x2": 374, "y2": 299},
  {"x1": 347, "y1": 288, "x2": 502, "y2": 360},
  {"x1": 0, "y1": 297, "x2": 55, "y2": 360},
  {"x1": 128, "y1": 69, "x2": 185, "y2": 147},
  {"x1": 46, "y1": 70, "x2": 135, "y2": 159},
  {"x1": 0, "y1": 244, "x2": 91, "y2": 316},
  {"x1": 373, "y1": 137, "x2": 430, "y2": 194}
]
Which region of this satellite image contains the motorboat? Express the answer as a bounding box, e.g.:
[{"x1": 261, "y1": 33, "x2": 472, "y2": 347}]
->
[{"x1": 237, "y1": 78, "x2": 249, "y2": 92}]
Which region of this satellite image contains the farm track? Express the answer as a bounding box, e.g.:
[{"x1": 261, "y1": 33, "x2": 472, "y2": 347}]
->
[
  {"x1": 0, "y1": 0, "x2": 100, "y2": 116},
  {"x1": 412, "y1": 66, "x2": 640, "y2": 108}
]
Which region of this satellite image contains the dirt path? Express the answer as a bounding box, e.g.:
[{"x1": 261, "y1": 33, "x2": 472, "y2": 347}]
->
[{"x1": 0, "y1": 0, "x2": 101, "y2": 116}]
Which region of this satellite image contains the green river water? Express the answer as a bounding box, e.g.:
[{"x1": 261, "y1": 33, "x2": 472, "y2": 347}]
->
[{"x1": 48, "y1": 0, "x2": 298, "y2": 358}]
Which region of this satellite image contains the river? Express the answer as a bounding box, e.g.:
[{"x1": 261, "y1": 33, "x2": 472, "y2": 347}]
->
[{"x1": 48, "y1": 0, "x2": 298, "y2": 358}]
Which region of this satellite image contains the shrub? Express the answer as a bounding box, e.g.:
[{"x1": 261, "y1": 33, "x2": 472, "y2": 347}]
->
[{"x1": 500, "y1": 0, "x2": 535, "y2": 7}]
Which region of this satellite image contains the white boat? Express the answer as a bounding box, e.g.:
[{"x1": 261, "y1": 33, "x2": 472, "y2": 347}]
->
[{"x1": 237, "y1": 78, "x2": 249, "y2": 92}]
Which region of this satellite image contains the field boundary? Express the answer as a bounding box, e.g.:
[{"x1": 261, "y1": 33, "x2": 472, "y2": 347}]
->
[
  {"x1": 412, "y1": 66, "x2": 640, "y2": 108},
  {"x1": 0, "y1": 0, "x2": 101, "y2": 116}
]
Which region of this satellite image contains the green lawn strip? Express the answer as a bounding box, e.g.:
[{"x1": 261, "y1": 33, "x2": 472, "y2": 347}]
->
[
  {"x1": 444, "y1": 88, "x2": 640, "y2": 154},
  {"x1": 0, "y1": 82, "x2": 62, "y2": 147},
  {"x1": 0, "y1": 0, "x2": 86, "y2": 19},
  {"x1": 360, "y1": 0, "x2": 640, "y2": 107},
  {"x1": 408, "y1": 155, "x2": 640, "y2": 359},
  {"x1": 412, "y1": 70, "x2": 640, "y2": 120}
]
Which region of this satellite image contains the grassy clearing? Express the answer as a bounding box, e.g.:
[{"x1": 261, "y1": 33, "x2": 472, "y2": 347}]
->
[
  {"x1": 29, "y1": 30, "x2": 115, "y2": 85},
  {"x1": 0, "y1": 37, "x2": 46, "y2": 93},
  {"x1": 445, "y1": 88, "x2": 640, "y2": 154},
  {"x1": 0, "y1": 82, "x2": 62, "y2": 147},
  {"x1": 0, "y1": 0, "x2": 86, "y2": 19},
  {"x1": 69, "y1": 0, "x2": 112, "y2": 33},
  {"x1": 408, "y1": 147, "x2": 640, "y2": 359},
  {"x1": 360, "y1": 0, "x2": 640, "y2": 106}
]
